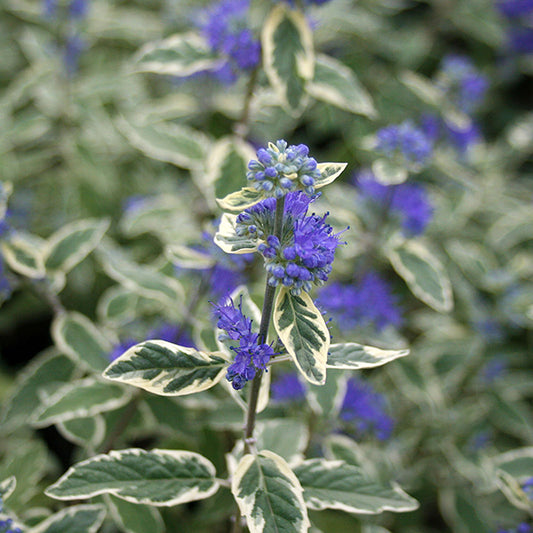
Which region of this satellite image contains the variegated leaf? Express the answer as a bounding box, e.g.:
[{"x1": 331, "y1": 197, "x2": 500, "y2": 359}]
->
[
  {"x1": 31, "y1": 504, "x2": 106, "y2": 533},
  {"x1": 97, "y1": 285, "x2": 139, "y2": 327},
  {"x1": 0, "y1": 351, "x2": 77, "y2": 431},
  {"x1": 31, "y1": 378, "x2": 131, "y2": 427},
  {"x1": 327, "y1": 343, "x2": 409, "y2": 370},
  {"x1": 117, "y1": 116, "x2": 209, "y2": 170},
  {"x1": 52, "y1": 311, "x2": 112, "y2": 372},
  {"x1": 216, "y1": 187, "x2": 264, "y2": 212},
  {"x1": 314, "y1": 162, "x2": 348, "y2": 190},
  {"x1": 256, "y1": 419, "x2": 309, "y2": 465},
  {"x1": 104, "y1": 340, "x2": 229, "y2": 396},
  {"x1": 0, "y1": 476, "x2": 16, "y2": 501},
  {"x1": 372, "y1": 159, "x2": 408, "y2": 185},
  {"x1": 131, "y1": 32, "x2": 222, "y2": 77},
  {"x1": 107, "y1": 494, "x2": 164, "y2": 533},
  {"x1": 44, "y1": 218, "x2": 109, "y2": 272},
  {"x1": 1, "y1": 233, "x2": 46, "y2": 278},
  {"x1": 294, "y1": 459, "x2": 419, "y2": 514},
  {"x1": 97, "y1": 243, "x2": 184, "y2": 306},
  {"x1": 45, "y1": 449, "x2": 219, "y2": 506},
  {"x1": 262, "y1": 5, "x2": 314, "y2": 115},
  {"x1": 307, "y1": 372, "x2": 347, "y2": 418},
  {"x1": 493, "y1": 447, "x2": 533, "y2": 478},
  {"x1": 165, "y1": 244, "x2": 215, "y2": 270},
  {"x1": 232, "y1": 450, "x2": 310, "y2": 533},
  {"x1": 202, "y1": 136, "x2": 255, "y2": 202},
  {"x1": 387, "y1": 238, "x2": 453, "y2": 312},
  {"x1": 57, "y1": 415, "x2": 106, "y2": 449},
  {"x1": 495, "y1": 470, "x2": 532, "y2": 512},
  {"x1": 307, "y1": 54, "x2": 376, "y2": 117},
  {"x1": 214, "y1": 213, "x2": 259, "y2": 254},
  {"x1": 274, "y1": 288, "x2": 330, "y2": 385}
]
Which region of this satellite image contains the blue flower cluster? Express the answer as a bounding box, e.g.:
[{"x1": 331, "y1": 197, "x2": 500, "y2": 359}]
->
[
  {"x1": 213, "y1": 297, "x2": 274, "y2": 389},
  {"x1": 318, "y1": 273, "x2": 403, "y2": 332},
  {"x1": 439, "y1": 54, "x2": 489, "y2": 113},
  {"x1": 340, "y1": 376, "x2": 394, "y2": 441},
  {"x1": 354, "y1": 169, "x2": 433, "y2": 236},
  {"x1": 271, "y1": 372, "x2": 306, "y2": 402},
  {"x1": 42, "y1": 0, "x2": 89, "y2": 75},
  {"x1": 496, "y1": 0, "x2": 533, "y2": 54},
  {"x1": 479, "y1": 357, "x2": 508, "y2": 384},
  {"x1": 0, "y1": 497, "x2": 22, "y2": 533},
  {"x1": 422, "y1": 55, "x2": 488, "y2": 154},
  {"x1": 236, "y1": 192, "x2": 343, "y2": 295},
  {"x1": 199, "y1": 229, "x2": 252, "y2": 300},
  {"x1": 199, "y1": 0, "x2": 260, "y2": 83},
  {"x1": 376, "y1": 121, "x2": 434, "y2": 170},
  {"x1": 247, "y1": 140, "x2": 322, "y2": 198},
  {"x1": 498, "y1": 523, "x2": 533, "y2": 533}
]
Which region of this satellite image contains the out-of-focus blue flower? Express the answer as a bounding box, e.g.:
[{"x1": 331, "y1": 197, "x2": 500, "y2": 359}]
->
[
  {"x1": 271, "y1": 372, "x2": 307, "y2": 402},
  {"x1": 522, "y1": 477, "x2": 533, "y2": 499},
  {"x1": 0, "y1": 496, "x2": 23, "y2": 533},
  {"x1": 148, "y1": 323, "x2": 195, "y2": 348},
  {"x1": 318, "y1": 273, "x2": 403, "y2": 332},
  {"x1": 509, "y1": 27, "x2": 533, "y2": 53},
  {"x1": 199, "y1": 229, "x2": 252, "y2": 300},
  {"x1": 467, "y1": 429, "x2": 492, "y2": 452},
  {"x1": 445, "y1": 119, "x2": 481, "y2": 154},
  {"x1": 339, "y1": 376, "x2": 394, "y2": 441},
  {"x1": 376, "y1": 121, "x2": 434, "y2": 169},
  {"x1": 109, "y1": 338, "x2": 137, "y2": 362},
  {"x1": 354, "y1": 170, "x2": 433, "y2": 236},
  {"x1": 0, "y1": 256, "x2": 12, "y2": 303},
  {"x1": 479, "y1": 357, "x2": 508, "y2": 384},
  {"x1": 439, "y1": 55, "x2": 489, "y2": 113},
  {"x1": 198, "y1": 0, "x2": 260, "y2": 83},
  {"x1": 213, "y1": 297, "x2": 274, "y2": 389},
  {"x1": 474, "y1": 319, "x2": 505, "y2": 342},
  {"x1": 64, "y1": 34, "x2": 86, "y2": 76},
  {"x1": 496, "y1": 0, "x2": 533, "y2": 18},
  {"x1": 69, "y1": 0, "x2": 89, "y2": 20},
  {"x1": 497, "y1": 523, "x2": 533, "y2": 533},
  {"x1": 42, "y1": 0, "x2": 58, "y2": 18},
  {"x1": 246, "y1": 140, "x2": 322, "y2": 198}
]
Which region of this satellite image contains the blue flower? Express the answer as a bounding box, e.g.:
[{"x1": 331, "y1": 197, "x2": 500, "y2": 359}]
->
[
  {"x1": 64, "y1": 34, "x2": 86, "y2": 76},
  {"x1": 42, "y1": 0, "x2": 58, "y2": 18},
  {"x1": 496, "y1": 0, "x2": 533, "y2": 18},
  {"x1": 109, "y1": 338, "x2": 137, "y2": 362},
  {"x1": 497, "y1": 523, "x2": 533, "y2": 533},
  {"x1": 148, "y1": 323, "x2": 195, "y2": 348},
  {"x1": 271, "y1": 372, "x2": 307, "y2": 402},
  {"x1": 0, "y1": 497, "x2": 22, "y2": 533},
  {"x1": 213, "y1": 297, "x2": 274, "y2": 389},
  {"x1": 439, "y1": 55, "x2": 489, "y2": 113},
  {"x1": 247, "y1": 140, "x2": 323, "y2": 198},
  {"x1": 339, "y1": 376, "x2": 394, "y2": 441},
  {"x1": 318, "y1": 274, "x2": 403, "y2": 332},
  {"x1": 198, "y1": 0, "x2": 260, "y2": 83},
  {"x1": 69, "y1": 0, "x2": 89, "y2": 20},
  {"x1": 509, "y1": 27, "x2": 533, "y2": 53},
  {"x1": 479, "y1": 357, "x2": 508, "y2": 384},
  {"x1": 522, "y1": 477, "x2": 533, "y2": 499},
  {"x1": 354, "y1": 170, "x2": 433, "y2": 236},
  {"x1": 376, "y1": 121, "x2": 434, "y2": 169},
  {"x1": 199, "y1": 229, "x2": 252, "y2": 300}
]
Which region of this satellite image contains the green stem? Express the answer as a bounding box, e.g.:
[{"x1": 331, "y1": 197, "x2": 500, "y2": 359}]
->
[
  {"x1": 234, "y1": 67, "x2": 259, "y2": 139},
  {"x1": 243, "y1": 196, "x2": 285, "y2": 447}
]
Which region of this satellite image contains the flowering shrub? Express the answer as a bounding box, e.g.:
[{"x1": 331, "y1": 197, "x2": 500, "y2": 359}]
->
[{"x1": 1, "y1": 0, "x2": 533, "y2": 532}]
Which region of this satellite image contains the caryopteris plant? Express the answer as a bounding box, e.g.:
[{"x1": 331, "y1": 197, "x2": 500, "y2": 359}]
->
[{"x1": 44, "y1": 138, "x2": 418, "y2": 532}]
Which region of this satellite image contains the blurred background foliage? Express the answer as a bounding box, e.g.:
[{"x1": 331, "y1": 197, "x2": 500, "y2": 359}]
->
[{"x1": 1, "y1": 0, "x2": 533, "y2": 532}]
